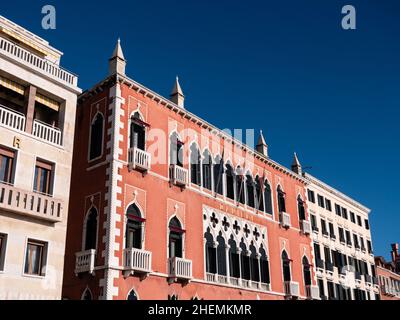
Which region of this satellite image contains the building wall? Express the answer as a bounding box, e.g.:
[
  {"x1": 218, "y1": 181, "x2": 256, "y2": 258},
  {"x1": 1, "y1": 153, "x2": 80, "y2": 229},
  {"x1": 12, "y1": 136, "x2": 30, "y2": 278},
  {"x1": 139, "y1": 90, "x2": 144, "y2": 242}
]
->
[
  {"x1": 306, "y1": 174, "x2": 379, "y2": 300},
  {"x1": 63, "y1": 77, "x2": 315, "y2": 300},
  {"x1": 0, "y1": 17, "x2": 80, "y2": 299}
]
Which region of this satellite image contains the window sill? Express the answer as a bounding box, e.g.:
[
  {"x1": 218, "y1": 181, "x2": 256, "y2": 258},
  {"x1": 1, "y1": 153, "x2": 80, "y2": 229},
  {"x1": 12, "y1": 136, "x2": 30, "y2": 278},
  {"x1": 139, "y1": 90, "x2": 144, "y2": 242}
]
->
[{"x1": 22, "y1": 273, "x2": 46, "y2": 279}]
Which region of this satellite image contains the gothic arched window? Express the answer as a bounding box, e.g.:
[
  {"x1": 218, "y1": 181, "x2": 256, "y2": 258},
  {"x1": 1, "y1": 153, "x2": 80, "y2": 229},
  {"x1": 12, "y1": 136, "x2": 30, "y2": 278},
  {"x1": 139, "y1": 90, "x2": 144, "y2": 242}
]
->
[
  {"x1": 303, "y1": 256, "x2": 312, "y2": 286},
  {"x1": 246, "y1": 173, "x2": 255, "y2": 208},
  {"x1": 277, "y1": 186, "x2": 286, "y2": 213},
  {"x1": 89, "y1": 113, "x2": 104, "y2": 160},
  {"x1": 259, "y1": 246, "x2": 270, "y2": 284},
  {"x1": 84, "y1": 207, "x2": 98, "y2": 250},
  {"x1": 205, "y1": 229, "x2": 217, "y2": 274},
  {"x1": 169, "y1": 217, "x2": 184, "y2": 258},
  {"x1": 127, "y1": 289, "x2": 138, "y2": 300},
  {"x1": 190, "y1": 144, "x2": 201, "y2": 186},
  {"x1": 250, "y1": 244, "x2": 260, "y2": 282},
  {"x1": 225, "y1": 164, "x2": 235, "y2": 200},
  {"x1": 298, "y1": 195, "x2": 306, "y2": 221},
  {"x1": 126, "y1": 204, "x2": 144, "y2": 249},
  {"x1": 282, "y1": 250, "x2": 291, "y2": 282},
  {"x1": 130, "y1": 112, "x2": 146, "y2": 150},
  {"x1": 264, "y1": 181, "x2": 273, "y2": 214},
  {"x1": 202, "y1": 150, "x2": 212, "y2": 190},
  {"x1": 228, "y1": 236, "x2": 240, "y2": 279},
  {"x1": 170, "y1": 132, "x2": 183, "y2": 167},
  {"x1": 216, "y1": 233, "x2": 227, "y2": 276},
  {"x1": 213, "y1": 155, "x2": 224, "y2": 195}
]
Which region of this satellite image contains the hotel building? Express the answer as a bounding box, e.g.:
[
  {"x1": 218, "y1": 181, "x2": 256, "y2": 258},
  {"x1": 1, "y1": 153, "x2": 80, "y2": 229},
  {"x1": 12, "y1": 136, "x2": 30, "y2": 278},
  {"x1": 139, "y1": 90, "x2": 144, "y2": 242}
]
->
[
  {"x1": 0, "y1": 16, "x2": 81, "y2": 299},
  {"x1": 62, "y1": 40, "x2": 319, "y2": 300},
  {"x1": 299, "y1": 167, "x2": 379, "y2": 300}
]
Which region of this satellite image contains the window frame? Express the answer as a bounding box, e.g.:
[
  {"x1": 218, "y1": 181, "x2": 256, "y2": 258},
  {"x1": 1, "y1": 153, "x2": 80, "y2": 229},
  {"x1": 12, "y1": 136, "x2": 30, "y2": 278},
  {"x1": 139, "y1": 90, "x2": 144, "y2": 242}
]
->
[
  {"x1": 23, "y1": 239, "x2": 48, "y2": 277},
  {"x1": 0, "y1": 146, "x2": 16, "y2": 185},
  {"x1": 33, "y1": 158, "x2": 54, "y2": 196},
  {"x1": 0, "y1": 233, "x2": 7, "y2": 272}
]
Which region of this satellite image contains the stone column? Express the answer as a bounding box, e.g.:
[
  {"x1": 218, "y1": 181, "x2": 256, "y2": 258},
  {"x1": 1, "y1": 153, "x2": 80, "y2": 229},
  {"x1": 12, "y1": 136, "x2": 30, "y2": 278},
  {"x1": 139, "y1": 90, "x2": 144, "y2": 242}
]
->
[{"x1": 24, "y1": 85, "x2": 36, "y2": 134}]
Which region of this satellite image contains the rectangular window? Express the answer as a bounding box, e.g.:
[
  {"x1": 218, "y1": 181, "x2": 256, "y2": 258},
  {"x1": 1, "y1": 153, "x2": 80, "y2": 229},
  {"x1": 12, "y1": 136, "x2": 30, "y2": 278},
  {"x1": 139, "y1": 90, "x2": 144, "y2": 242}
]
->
[
  {"x1": 328, "y1": 223, "x2": 335, "y2": 239},
  {"x1": 367, "y1": 240, "x2": 373, "y2": 254},
  {"x1": 321, "y1": 219, "x2": 328, "y2": 236},
  {"x1": 338, "y1": 227, "x2": 345, "y2": 243},
  {"x1": 24, "y1": 239, "x2": 48, "y2": 276},
  {"x1": 317, "y1": 195, "x2": 325, "y2": 208},
  {"x1": 318, "y1": 279, "x2": 325, "y2": 299},
  {"x1": 307, "y1": 189, "x2": 315, "y2": 203},
  {"x1": 357, "y1": 215, "x2": 362, "y2": 226},
  {"x1": 325, "y1": 199, "x2": 332, "y2": 211},
  {"x1": 346, "y1": 230, "x2": 352, "y2": 246},
  {"x1": 310, "y1": 215, "x2": 318, "y2": 231},
  {"x1": 353, "y1": 234, "x2": 359, "y2": 249},
  {"x1": 33, "y1": 159, "x2": 54, "y2": 195},
  {"x1": 0, "y1": 233, "x2": 7, "y2": 271},
  {"x1": 350, "y1": 211, "x2": 356, "y2": 223},
  {"x1": 335, "y1": 204, "x2": 341, "y2": 216},
  {"x1": 0, "y1": 146, "x2": 15, "y2": 184},
  {"x1": 341, "y1": 208, "x2": 348, "y2": 219},
  {"x1": 364, "y1": 219, "x2": 370, "y2": 230}
]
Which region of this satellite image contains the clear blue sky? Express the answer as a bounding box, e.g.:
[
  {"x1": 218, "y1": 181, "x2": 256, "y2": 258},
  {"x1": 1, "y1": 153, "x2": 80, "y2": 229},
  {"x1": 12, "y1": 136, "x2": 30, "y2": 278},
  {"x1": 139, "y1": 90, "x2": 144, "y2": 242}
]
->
[{"x1": 2, "y1": 0, "x2": 399, "y2": 260}]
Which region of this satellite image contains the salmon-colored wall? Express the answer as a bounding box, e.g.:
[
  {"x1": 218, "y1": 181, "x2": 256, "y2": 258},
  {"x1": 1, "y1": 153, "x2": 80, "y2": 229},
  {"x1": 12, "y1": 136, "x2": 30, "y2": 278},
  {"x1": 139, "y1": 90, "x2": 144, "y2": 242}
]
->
[{"x1": 63, "y1": 79, "x2": 315, "y2": 300}]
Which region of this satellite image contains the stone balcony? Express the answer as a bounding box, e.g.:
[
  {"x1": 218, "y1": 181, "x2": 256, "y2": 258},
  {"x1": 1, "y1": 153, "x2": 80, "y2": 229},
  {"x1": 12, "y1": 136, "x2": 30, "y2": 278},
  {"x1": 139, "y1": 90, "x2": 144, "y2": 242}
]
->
[
  {"x1": 123, "y1": 247, "x2": 152, "y2": 277},
  {"x1": 0, "y1": 182, "x2": 63, "y2": 223},
  {"x1": 168, "y1": 257, "x2": 192, "y2": 282}
]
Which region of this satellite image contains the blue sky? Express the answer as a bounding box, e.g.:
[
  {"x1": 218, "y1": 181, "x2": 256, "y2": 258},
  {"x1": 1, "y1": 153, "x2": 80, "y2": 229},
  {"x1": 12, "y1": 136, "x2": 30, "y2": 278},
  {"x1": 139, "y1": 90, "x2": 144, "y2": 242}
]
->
[{"x1": 2, "y1": 0, "x2": 399, "y2": 259}]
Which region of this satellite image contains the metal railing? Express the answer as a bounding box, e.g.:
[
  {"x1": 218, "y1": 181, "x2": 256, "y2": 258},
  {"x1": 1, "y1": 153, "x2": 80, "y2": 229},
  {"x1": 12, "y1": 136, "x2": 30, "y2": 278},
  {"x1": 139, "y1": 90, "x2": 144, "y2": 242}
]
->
[
  {"x1": 0, "y1": 104, "x2": 25, "y2": 131},
  {"x1": 32, "y1": 119, "x2": 62, "y2": 146},
  {"x1": 0, "y1": 182, "x2": 62, "y2": 222},
  {"x1": 0, "y1": 36, "x2": 77, "y2": 86}
]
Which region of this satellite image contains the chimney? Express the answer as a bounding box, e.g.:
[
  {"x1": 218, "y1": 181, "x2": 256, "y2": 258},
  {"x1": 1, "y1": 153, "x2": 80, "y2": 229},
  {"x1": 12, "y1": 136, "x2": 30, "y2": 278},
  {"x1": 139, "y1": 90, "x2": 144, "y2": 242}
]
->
[
  {"x1": 291, "y1": 152, "x2": 302, "y2": 175},
  {"x1": 256, "y1": 130, "x2": 268, "y2": 157},
  {"x1": 391, "y1": 243, "x2": 399, "y2": 262},
  {"x1": 170, "y1": 76, "x2": 185, "y2": 108}
]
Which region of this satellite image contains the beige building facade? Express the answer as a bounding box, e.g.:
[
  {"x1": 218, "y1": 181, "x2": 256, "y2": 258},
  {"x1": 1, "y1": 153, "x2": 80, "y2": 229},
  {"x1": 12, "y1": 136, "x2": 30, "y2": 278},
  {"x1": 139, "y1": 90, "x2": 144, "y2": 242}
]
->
[{"x1": 0, "y1": 15, "x2": 81, "y2": 299}]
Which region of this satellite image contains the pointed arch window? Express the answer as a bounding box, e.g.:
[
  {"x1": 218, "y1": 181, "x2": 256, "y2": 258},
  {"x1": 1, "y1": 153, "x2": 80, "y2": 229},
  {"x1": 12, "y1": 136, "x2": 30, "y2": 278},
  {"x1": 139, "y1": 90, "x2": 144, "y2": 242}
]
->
[
  {"x1": 228, "y1": 236, "x2": 240, "y2": 279},
  {"x1": 303, "y1": 256, "x2": 312, "y2": 286},
  {"x1": 169, "y1": 217, "x2": 184, "y2": 258},
  {"x1": 84, "y1": 208, "x2": 98, "y2": 250},
  {"x1": 213, "y1": 156, "x2": 224, "y2": 195},
  {"x1": 298, "y1": 196, "x2": 306, "y2": 221},
  {"x1": 282, "y1": 250, "x2": 291, "y2": 282},
  {"x1": 202, "y1": 150, "x2": 212, "y2": 190},
  {"x1": 225, "y1": 164, "x2": 235, "y2": 200},
  {"x1": 127, "y1": 289, "x2": 138, "y2": 300},
  {"x1": 246, "y1": 173, "x2": 255, "y2": 208},
  {"x1": 190, "y1": 144, "x2": 201, "y2": 186},
  {"x1": 204, "y1": 229, "x2": 217, "y2": 274},
  {"x1": 264, "y1": 181, "x2": 273, "y2": 214},
  {"x1": 216, "y1": 233, "x2": 227, "y2": 276},
  {"x1": 259, "y1": 246, "x2": 270, "y2": 284},
  {"x1": 130, "y1": 112, "x2": 146, "y2": 150},
  {"x1": 170, "y1": 133, "x2": 183, "y2": 167},
  {"x1": 255, "y1": 176, "x2": 264, "y2": 211},
  {"x1": 126, "y1": 204, "x2": 144, "y2": 249},
  {"x1": 277, "y1": 186, "x2": 286, "y2": 213},
  {"x1": 236, "y1": 167, "x2": 245, "y2": 204},
  {"x1": 82, "y1": 288, "x2": 93, "y2": 300},
  {"x1": 250, "y1": 244, "x2": 260, "y2": 282},
  {"x1": 240, "y1": 240, "x2": 250, "y2": 280},
  {"x1": 89, "y1": 113, "x2": 104, "y2": 160}
]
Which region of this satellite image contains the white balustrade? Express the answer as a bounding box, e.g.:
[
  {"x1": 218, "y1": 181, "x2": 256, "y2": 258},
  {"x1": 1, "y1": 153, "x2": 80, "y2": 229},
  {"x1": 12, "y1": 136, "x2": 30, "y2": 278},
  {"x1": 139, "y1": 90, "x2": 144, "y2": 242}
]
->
[
  {"x1": 301, "y1": 220, "x2": 311, "y2": 235},
  {"x1": 0, "y1": 104, "x2": 25, "y2": 131},
  {"x1": 169, "y1": 257, "x2": 192, "y2": 280},
  {"x1": 170, "y1": 164, "x2": 188, "y2": 187},
  {"x1": 284, "y1": 281, "x2": 300, "y2": 297},
  {"x1": 280, "y1": 211, "x2": 291, "y2": 228},
  {"x1": 123, "y1": 247, "x2": 152, "y2": 274},
  {"x1": 75, "y1": 249, "x2": 96, "y2": 275},
  {"x1": 128, "y1": 148, "x2": 151, "y2": 172},
  {"x1": 32, "y1": 119, "x2": 62, "y2": 146}
]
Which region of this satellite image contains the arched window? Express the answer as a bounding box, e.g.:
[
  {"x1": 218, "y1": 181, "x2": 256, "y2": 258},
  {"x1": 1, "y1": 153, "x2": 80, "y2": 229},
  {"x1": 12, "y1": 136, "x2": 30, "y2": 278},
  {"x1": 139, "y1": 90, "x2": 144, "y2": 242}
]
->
[
  {"x1": 169, "y1": 217, "x2": 184, "y2": 258},
  {"x1": 89, "y1": 113, "x2": 104, "y2": 160},
  {"x1": 225, "y1": 164, "x2": 235, "y2": 200},
  {"x1": 240, "y1": 239, "x2": 250, "y2": 280},
  {"x1": 282, "y1": 250, "x2": 291, "y2": 282},
  {"x1": 250, "y1": 244, "x2": 260, "y2": 282},
  {"x1": 127, "y1": 289, "x2": 138, "y2": 300},
  {"x1": 259, "y1": 246, "x2": 270, "y2": 284},
  {"x1": 228, "y1": 236, "x2": 240, "y2": 279},
  {"x1": 190, "y1": 144, "x2": 201, "y2": 186},
  {"x1": 255, "y1": 176, "x2": 264, "y2": 211},
  {"x1": 264, "y1": 181, "x2": 273, "y2": 214},
  {"x1": 170, "y1": 132, "x2": 183, "y2": 167},
  {"x1": 204, "y1": 229, "x2": 216, "y2": 274},
  {"x1": 216, "y1": 233, "x2": 227, "y2": 276},
  {"x1": 82, "y1": 288, "x2": 93, "y2": 300},
  {"x1": 202, "y1": 150, "x2": 212, "y2": 190},
  {"x1": 168, "y1": 294, "x2": 178, "y2": 300},
  {"x1": 84, "y1": 208, "x2": 98, "y2": 250},
  {"x1": 126, "y1": 204, "x2": 144, "y2": 249},
  {"x1": 130, "y1": 112, "x2": 146, "y2": 150},
  {"x1": 303, "y1": 256, "x2": 312, "y2": 286},
  {"x1": 236, "y1": 167, "x2": 245, "y2": 204},
  {"x1": 213, "y1": 155, "x2": 224, "y2": 195},
  {"x1": 298, "y1": 196, "x2": 306, "y2": 221},
  {"x1": 246, "y1": 173, "x2": 255, "y2": 208},
  {"x1": 277, "y1": 186, "x2": 286, "y2": 213}
]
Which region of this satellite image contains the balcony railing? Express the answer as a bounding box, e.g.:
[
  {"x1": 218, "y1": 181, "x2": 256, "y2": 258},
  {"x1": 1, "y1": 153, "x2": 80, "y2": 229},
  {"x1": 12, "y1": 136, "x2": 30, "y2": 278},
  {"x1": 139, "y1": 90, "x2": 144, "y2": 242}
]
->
[
  {"x1": 0, "y1": 104, "x2": 25, "y2": 132},
  {"x1": 0, "y1": 36, "x2": 77, "y2": 86},
  {"x1": 306, "y1": 285, "x2": 320, "y2": 300},
  {"x1": 0, "y1": 182, "x2": 62, "y2": 222},
  {"x1": 300, "y1": 220, "x2": 311, "y2": 235},
  {"x1": 284, "y1": 281, "x2": 300, "y2": 298},
  {"x1": 280, "y1": 212, "x2": 291, "y2": 228},
  {"x1": 128, "y1": 148, "x2": 151, "y2": 172},
  {"x1": 123, "y1": 247, "x2": 152, "y2": 275},
  {"x1": 169, "y1": 165, "x2": 188, "y2": 187},
  {"x1": 365, "y1": 274, "x2": 372, "y2": 284},
  {"x1": 32, "y1": 119, "x2": 62, "y2": 146},
  {"x1": 168, "y1": 257, "x2": 192, "y2": 281},
  {"x1": 75, "y1": 249, "x2": 96, "y2": 275}
]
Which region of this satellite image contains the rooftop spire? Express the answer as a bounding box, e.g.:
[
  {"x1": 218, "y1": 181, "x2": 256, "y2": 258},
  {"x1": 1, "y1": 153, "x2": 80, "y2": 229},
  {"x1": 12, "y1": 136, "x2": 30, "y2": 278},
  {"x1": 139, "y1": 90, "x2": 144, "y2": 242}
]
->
[
  {"x1": 256, "y1": 130, "x2": 268, "y2": 157},
  {"x1": 109, "y1": 38, "x2": 126, "y2": 76},
  {"x1": 170, "y1": 76, "x2": 185, "y2": 108},
  {"x1": 291, "y1": 152, "x2": 302, "y2": 175}
]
